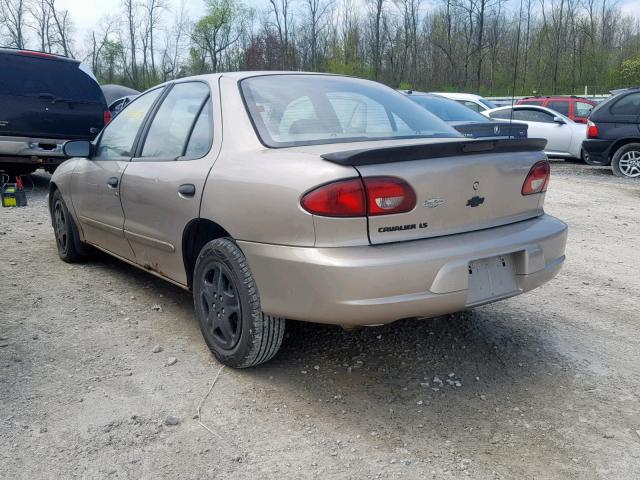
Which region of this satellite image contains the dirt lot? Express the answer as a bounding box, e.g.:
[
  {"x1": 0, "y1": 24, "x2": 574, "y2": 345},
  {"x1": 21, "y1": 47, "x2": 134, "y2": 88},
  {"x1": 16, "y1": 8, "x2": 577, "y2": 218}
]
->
[{"x1": 1, "y1": 162, "x2": 639, "y2": 479}]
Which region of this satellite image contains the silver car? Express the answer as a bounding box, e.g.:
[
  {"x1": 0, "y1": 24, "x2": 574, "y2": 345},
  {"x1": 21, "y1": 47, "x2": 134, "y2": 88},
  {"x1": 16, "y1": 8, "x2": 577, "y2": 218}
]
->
[{"x1": 49, "y1": 73, "x2": 568, "y2": 368}]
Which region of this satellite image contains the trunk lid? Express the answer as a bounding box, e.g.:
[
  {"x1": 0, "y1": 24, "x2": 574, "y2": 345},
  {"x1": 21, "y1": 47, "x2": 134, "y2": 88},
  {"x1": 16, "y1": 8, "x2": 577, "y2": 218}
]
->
[{"x1": 320, "y1": 138, "x2": 547, "y2": 245}]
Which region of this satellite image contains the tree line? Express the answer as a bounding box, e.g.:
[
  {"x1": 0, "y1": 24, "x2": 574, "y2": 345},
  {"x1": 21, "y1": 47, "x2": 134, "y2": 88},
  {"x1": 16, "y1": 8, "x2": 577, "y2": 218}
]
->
[{"x1": 2, "y1": 0, "x2": 640, "y2": 96}]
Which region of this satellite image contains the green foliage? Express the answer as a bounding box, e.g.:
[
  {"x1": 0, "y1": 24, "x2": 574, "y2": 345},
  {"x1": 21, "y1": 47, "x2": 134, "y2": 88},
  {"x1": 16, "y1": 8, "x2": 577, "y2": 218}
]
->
[{"x1": 620, "y1": 57, "x2": 640, "y2": 86}]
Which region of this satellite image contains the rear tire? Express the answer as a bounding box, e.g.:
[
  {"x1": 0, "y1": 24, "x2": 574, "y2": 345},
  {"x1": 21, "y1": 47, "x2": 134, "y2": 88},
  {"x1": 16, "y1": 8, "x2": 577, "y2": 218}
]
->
[
  {"x1": 193, "y1": 238, "x2": 285, "y2": 368},
  {"x1": 611, "y1": 143, "x2": 640, "y2": 178},
  {"x1": 51, "y1": 189, "x2": 88, "y2": 263}
]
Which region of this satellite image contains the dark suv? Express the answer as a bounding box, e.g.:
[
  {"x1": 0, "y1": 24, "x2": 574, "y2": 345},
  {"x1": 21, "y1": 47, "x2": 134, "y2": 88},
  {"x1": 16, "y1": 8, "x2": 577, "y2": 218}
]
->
[
  {"x1": 582, "y1": 88, "x2": 640, "y2": 178},
  {"x1": 0, "y1": 49, "x2": 109, "y2": 177}
]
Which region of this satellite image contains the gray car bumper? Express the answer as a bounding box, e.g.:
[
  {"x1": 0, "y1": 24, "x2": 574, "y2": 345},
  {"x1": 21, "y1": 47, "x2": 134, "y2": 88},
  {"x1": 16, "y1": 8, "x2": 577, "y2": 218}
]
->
[{"x1": 239, "y1": 214, "x2": 568, "y2": 326}]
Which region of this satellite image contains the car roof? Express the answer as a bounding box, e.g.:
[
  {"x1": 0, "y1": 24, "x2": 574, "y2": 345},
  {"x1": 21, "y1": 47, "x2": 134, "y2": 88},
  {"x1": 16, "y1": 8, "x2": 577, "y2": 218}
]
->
[
  {"x1": 430, "y1": 92, "x2": 484, "y2": 102},
  {"x1": 520, "y1": 95, "x2": 595, "y2": 102},
  {"x1": 0, "y1": 47, "x2": 78, "y2": 63}
]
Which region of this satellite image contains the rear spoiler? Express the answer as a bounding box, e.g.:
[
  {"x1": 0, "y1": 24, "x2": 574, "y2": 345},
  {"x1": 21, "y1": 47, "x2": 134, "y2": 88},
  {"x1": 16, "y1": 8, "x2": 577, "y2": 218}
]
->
[{"x1": 321, "y1": 138, "x2": 547, "y2": 167}]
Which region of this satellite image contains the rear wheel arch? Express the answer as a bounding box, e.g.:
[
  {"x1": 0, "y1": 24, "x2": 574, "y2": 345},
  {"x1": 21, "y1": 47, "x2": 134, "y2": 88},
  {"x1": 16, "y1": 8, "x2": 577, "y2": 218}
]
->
[
  {"x1": 182, "y1": 218, "x2": 232, "y2": 289},
  {"x1": 609, "y1": 137, "x2": 640, "y2": 161}
]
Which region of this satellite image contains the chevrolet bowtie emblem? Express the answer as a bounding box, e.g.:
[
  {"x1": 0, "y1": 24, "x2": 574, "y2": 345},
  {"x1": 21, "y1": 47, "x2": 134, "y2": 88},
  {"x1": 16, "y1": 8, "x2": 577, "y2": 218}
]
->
[{"x1": 466, "y1": 196, "x2": 485, "y2": 207}]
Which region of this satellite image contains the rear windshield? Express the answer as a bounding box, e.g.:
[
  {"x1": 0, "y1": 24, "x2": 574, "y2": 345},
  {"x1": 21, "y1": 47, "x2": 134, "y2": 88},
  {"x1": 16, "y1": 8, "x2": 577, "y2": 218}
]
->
[
  {"x1": 0, "y1": 53, "x2": 105, "y2": 104},
  {"x1": 408, "y1": 95, "x2": 488, "y2": 122},
  {"x1": 240, "y1": 75, "x2": 461, "y2": 147}
]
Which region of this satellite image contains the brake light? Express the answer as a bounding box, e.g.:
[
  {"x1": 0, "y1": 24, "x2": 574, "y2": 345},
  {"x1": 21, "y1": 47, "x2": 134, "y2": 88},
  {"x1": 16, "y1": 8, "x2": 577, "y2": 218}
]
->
[
  {"x1": 18, "y1": 50, "x2": 58, "y2": 59},
  {"x1": 363, "y1": 177, "x2": 416, "y2": 216},
  {"x1": 104, "y1": 110, "x2": 112, "y2": 125},
  {"x1": 301, "y1": 177, "x2": 416, "y2": 217},
  {"x1": 587, "y1": 120, "x2": 598, "y2": 138},
  {"x1": 522, "y1": 160, "x2": 550, "y2": 195},
  {"x1": 301, "y1": 179, "x2": 366, "y2": 217}
]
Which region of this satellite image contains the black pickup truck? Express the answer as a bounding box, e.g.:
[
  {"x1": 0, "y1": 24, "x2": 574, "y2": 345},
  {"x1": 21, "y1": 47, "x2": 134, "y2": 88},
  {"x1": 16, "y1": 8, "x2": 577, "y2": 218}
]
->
[
  {"x1": 0, "y1": 48, "x2": 109, "y2": 178},
  {"x1": 583, "y1": 87, "x2": 640, "y2": 178}
]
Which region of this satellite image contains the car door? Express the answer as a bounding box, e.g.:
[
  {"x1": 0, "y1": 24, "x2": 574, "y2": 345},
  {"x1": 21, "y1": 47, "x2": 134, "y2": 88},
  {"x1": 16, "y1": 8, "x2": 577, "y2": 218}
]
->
[
  {"x1": 119, "y1": 81, "x2": 219, "y2": 285},
  {"x1": 71, "y1": 88, "x2": 164, "y2": 259},
  {"x1": 511, "y1": 108, "x2": 571, "y2": 153}
]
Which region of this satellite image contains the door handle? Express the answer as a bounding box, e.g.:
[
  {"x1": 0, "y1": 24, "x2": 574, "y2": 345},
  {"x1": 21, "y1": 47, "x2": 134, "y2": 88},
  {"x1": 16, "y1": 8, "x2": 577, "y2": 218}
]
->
[
  {"x1": 178, "y1": 184, "x2": 196, "y2": 197},
  {"x1": 107, "y1": 177, "x2": 119, "y2": 188}
]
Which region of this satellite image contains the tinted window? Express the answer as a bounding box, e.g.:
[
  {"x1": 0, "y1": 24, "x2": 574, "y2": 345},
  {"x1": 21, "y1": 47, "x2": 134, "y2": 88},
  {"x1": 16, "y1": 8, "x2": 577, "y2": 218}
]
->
[
  {"x1": 490, "y1": 108, "x2": 555, "y2": 123},
  {"x1": 94, "y1": 88, "x2": 163, "y2": 160},
  {"x1": 479, "y1": 98, "x2": 497, "y2": 109},
  {"x1": 0, "y1": 53, "x2": 104, "y2": 103},
  {"x1": 458, "y1": 100, "x2": 482, "y2": 112},
  {"x1": 547, "y1": 101, "x2": 570, "y2": 116},
  {"x1": 141, "y1": 82, "x2": 209, "y2": 158},
  {"x1": 240, "y1": 75, "x2": 460, "y2": 147},
  {"x1": 575, "y1": 101, "x2": 593, "y2": 118},
  {"x1": 513, "y1": 109, "x2": 555, "y2": 123},
  {"x1": 184, "y1": 98, "x2": 213, "y2": 159},
  {"x1": 409, "y1": 95, "x2": 488, "y2": 122},
  {"x1": 611, "y1": 93, "x2": 640, "y2": 115}
]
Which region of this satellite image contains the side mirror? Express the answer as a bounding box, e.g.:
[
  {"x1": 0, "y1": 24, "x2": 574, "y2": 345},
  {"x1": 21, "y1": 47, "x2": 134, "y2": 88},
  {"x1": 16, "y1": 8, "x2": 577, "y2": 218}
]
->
[
  {"x1": 553, "y1": 116, "x2": 565, "y2": 124},
  {"x1": 63, "y1": 140, "x2": 93, "y2": 158}
]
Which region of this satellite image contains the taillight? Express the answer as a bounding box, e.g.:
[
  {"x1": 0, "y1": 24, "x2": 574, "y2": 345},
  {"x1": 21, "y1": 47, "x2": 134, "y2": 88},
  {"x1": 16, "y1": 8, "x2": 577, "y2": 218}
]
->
[
  {"x1": 104, "y1": 110, "x2": 112, "y2": 125},
  {"x1": 363, "y1": 177, "x2": 416, "y2": 216},
  {"x1": 301, "y1": 178, "x2": 366, "y2": 217},
  {"x1": 301, "y1": 177, "x2": 416, "y2": 217},
  {"x1": 522, "y1": 160, "x2": 550, "y2": 195},
  {"x1": 587, "y1": 120, "x2": 598, "y2": 138}
]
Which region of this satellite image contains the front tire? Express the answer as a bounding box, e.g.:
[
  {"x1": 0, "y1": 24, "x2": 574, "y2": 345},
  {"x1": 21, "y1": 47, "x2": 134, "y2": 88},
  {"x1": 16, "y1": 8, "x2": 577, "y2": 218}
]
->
[
  {"x1": 611, "y1": 143, "x2": 640, "y2": 178},
  {"x1": 193, "y1": 238, "x2": 285, "y2": 368},
  {"x1": 51, "y1": 189, "x2": 87, "y2": 263}
]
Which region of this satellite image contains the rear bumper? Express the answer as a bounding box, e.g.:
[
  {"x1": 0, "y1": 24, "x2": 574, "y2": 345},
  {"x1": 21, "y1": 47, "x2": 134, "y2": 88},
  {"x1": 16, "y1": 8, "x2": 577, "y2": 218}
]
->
[
  {"x1": 0, "y1": 136, "x2": 67, "y2": 159},
  {"x1": 582, "y1": 139, "x2": 614, "y2": 164},
  {"x1": 238, "y1": 214, "x2": 568, "y2": 326}
]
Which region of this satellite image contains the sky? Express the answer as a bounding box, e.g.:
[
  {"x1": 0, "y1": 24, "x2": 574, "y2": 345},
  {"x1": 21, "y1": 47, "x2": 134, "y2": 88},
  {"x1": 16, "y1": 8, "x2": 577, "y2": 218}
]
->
[{"x1": 59, "y1": 0, "x2": 639, "y2": 36}]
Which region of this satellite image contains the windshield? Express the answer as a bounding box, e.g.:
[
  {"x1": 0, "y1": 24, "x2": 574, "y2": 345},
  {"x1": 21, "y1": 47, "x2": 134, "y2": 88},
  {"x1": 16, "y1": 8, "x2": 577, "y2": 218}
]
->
[
  {"x1": 240, "y1": 75, "x2": 461, "y2": 147},
  {"x1": 408, "y1": 95, "x2": 489, "y2": 122}
]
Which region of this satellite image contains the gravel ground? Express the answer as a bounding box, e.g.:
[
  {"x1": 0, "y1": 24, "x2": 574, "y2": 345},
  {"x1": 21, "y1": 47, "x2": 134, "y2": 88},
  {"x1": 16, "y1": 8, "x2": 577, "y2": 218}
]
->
[{"x1": 1, "y1": 161, "x2": 639, "y2": 479}]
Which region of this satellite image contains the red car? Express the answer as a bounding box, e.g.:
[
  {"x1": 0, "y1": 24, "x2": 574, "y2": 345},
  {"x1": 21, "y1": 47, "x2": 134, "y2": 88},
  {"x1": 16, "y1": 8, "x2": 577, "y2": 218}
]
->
[{"x1": 516, "y1": 96, "x2": 597, "y2": 124}]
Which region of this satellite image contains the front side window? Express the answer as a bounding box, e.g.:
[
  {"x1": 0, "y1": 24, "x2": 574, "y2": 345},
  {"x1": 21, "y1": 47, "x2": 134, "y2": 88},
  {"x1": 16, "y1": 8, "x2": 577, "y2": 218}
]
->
[
  {"x1": 574, "y1": 101, "x2": 594, "y2": 118},
  {"x1": 547, "y1": 101, "x2": 570, "y2": 116},
  {"x1": 611, "y1": 93, "x2": 640, "y2": 115},
  {"x1": 513, "y1": 109, "x2": 555, "y2": 123},
  {"x1": 240, "y1": 75, "x2": 460, "y2": 147},
  {"x1": 141, "y1": 82, "x2": 210, "y2": 159},
  {"x1": 94, "y1": 88, "x2": 163, "y2": 160}
]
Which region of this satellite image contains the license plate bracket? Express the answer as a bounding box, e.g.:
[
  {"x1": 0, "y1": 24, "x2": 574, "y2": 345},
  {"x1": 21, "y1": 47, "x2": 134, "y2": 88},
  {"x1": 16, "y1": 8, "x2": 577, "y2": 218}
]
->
[{"x1": 467, "y1": 254, "x2": 519, "y2": 306}]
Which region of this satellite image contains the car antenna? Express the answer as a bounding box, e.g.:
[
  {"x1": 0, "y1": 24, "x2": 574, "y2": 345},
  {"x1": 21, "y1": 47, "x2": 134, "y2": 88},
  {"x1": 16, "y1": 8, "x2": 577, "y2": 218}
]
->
[{"x1": 509, "y1": 0, "x2": 525, "y2": 138}]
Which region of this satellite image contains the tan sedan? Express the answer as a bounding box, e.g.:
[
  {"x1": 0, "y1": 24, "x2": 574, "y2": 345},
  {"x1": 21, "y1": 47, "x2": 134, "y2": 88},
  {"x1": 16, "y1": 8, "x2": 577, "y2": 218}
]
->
[{"x1": 49, "y1": 73, "x2": 568, "y2": 368}]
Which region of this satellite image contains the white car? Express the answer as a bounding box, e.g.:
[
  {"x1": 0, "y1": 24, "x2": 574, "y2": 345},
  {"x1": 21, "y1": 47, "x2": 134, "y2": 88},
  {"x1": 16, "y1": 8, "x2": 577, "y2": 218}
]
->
[
  {"x1": 482, "y1": 105, "x2": 587, "y2": 159},
  {"x1": 431, "y1": 92, "x2": 497, "y2": 112}
]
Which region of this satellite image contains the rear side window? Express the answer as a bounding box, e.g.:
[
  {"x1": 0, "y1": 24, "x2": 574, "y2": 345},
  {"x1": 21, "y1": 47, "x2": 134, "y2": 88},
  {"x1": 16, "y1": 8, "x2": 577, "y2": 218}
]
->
[
  {"x1": 575, "y1": 101, "x2": 594, "y2": 118},
  {"x1": 409, "y1": 95, "x2": 487, "y2": 122},
  {"x1": 547, "y1": 101, "x2": 570, "y2": 116},
  {"x1": 611, "y1": 93, "x2": 640, "y2": 115},
  {"x1": 521, "y1": 100, "x2": 544, "y2": 106},
  {"x1": 184, "y1": 98, "x2": 213, "y2": 159},
  {"x1": 94, "y1": 88, "x2": 163, "y2": 160},
  {"x1": 141, "y1": 82, "x2": 210, "y2": 159},
  {"x1": 0, "y1": 53, "x2": 104, "y2": 103},
  {"x1": 457, "y1": 100, "x2": 482, "y2": 112}
]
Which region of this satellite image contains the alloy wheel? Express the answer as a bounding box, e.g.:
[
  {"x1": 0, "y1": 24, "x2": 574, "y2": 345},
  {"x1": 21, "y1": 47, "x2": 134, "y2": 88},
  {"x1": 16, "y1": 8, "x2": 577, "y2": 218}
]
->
[
  {"x1": 618, "y1": 150, "x2": 640, "y2": 177},
  {"x1": 53, "y1": 201, "x2": 68, "y2": 253},
  {"x1": 200, "y1": 262, "x2": 242, "y2": 351}
]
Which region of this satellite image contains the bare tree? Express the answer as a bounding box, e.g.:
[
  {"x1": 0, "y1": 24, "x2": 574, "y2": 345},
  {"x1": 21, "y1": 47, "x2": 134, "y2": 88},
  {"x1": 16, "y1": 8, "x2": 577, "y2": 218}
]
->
[{"x1": 1, "y1": 0, "x2": 27, "y2": 48}]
